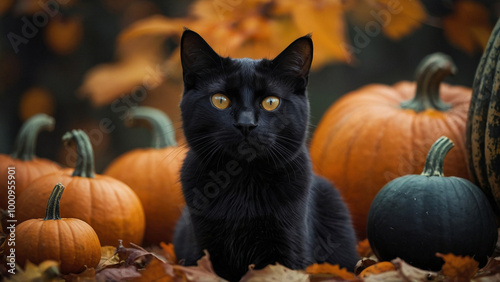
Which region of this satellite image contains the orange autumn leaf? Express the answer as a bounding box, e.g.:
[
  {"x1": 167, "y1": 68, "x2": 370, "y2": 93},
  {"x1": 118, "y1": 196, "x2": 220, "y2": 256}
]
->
[
  {"x1": 160, "y1": 242, "x2": 177, "y2": 264},
  {"x1": 356, "y1": 239, "x2": 372, "y2": 257},
  {"x1": 306, "y1": 263, "x2": 356, "y2": 279},
  {"x1": 436, "y1": 253, "x2": 479, "y2": 280},
  {"x1": 376, "y1": 0, "x2": 426, "y2": 39},
  {"x1": 442, "y1": 0, "x2": 493, "y2": 54},
  {"x1": 346, "y1": 0, "x2": 426, "y2": 40},
  {"x1": 358, "y1": 261, "x2": 395, "y2": 278}
]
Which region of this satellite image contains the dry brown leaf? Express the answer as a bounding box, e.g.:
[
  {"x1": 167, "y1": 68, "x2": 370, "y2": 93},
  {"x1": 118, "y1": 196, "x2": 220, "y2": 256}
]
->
[
  {"x1": 476, "y1": 257, "x2": 500, "y2": 278},
  {"x1": 97, "y1": 246, "x2": 120, "y2": 271},
  {"x1": 442, "y1": 0, "x2": 492, "y2": 54},
  {"x1": 436, "y1": 252, "x2": 479, "y2": 280},
  {"x1": 6, "y1": 260, "x2": 62, "y2": 282},
  {"x1": 61, "y1": 267, "x2": 96, "y2": 282},
  {"x1": 306, "y1": 262, "x2": 356, "y2": 280},
  {"x1": 95, "y1": 265, "x2": 142, "y2": 281},
  {"x1": 240, "y1": 263, "x2": 309, "y2": 282},
  {"x1": 130, "y1": 257, "x2": 176, "y2": 282},
  {"x1": 173, "y1": 250, "x2": 226, "y2": 281},
  {"x1": 391, "y1": 257, "x2": 438, "y2": 281}
]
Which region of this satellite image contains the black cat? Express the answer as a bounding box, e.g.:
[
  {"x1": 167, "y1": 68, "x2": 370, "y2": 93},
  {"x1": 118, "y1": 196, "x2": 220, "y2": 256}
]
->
[{"x1": 173, "y1": 30, "x2": 359, "y2": 281}]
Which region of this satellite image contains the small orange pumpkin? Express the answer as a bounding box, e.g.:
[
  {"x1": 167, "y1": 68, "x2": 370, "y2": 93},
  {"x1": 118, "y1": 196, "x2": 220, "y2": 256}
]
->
[
  {"x1": 105, "y1": 106, "x2": 187, "y2": 245},
  {"x1": 16, "y1": 183, "x2": 101, "y2": 274},
  {"x1": 0, "y1": 114, "x2": 61, "y2": 210},
  {"x1": 310, "y1": 53, "x2": 472, "y2": 239},
  {"x1": 17, "y1": 129, "x2": 145, "y2": 246}
]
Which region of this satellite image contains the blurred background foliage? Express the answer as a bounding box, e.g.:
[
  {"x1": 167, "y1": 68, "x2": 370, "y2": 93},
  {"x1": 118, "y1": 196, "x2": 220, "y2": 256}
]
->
[{"x1": 0, "y1": 0, "x2": 498, "y2": 172}]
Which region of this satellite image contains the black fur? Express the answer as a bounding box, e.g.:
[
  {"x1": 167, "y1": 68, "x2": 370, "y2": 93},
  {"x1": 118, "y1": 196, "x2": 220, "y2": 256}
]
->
[{"x1": 174, "y1": 30, "x2": 359, "y2": 281}]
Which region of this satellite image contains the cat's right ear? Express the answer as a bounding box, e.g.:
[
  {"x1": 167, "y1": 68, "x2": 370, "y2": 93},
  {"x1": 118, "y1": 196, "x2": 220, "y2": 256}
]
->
[{"x1": 181, "y1": 29, "x2": 221, "y2": 79}]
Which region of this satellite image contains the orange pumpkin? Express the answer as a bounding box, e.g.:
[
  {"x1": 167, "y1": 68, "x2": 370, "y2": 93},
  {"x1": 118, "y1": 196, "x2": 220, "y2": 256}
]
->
[
  {"x1": 105, "y1": 106, "x2": 186, "y2": 245},
  {"x1": 17, "y1": 129, "x2": 145, "y2": 246},
  {"x1": 16, "y1": 183, "x2": 101, "y2": 274},
  {"x1": 310, "y1": 53, "x2": 471, "y2": 239},
  {"x1": 0, "y1": 114, "x2": 61, "y2": 210}
]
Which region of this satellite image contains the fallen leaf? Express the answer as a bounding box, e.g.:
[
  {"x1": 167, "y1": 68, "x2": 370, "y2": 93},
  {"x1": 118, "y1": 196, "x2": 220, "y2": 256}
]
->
[
  {"x1": 240, "y1": 263, "x2": 309, "y2": 282},
  {"x1": 6, "y1": 260, "x2": 62, "y2": 282},
  {"x1": 356, "y1": 239, "x2": 372, "y2": 258},
  {"x1": 436, "y1": 253, "x2": 479, "y2": 280},
  {"x1": 354, "y1": 257, "x2": 377, "y2": 276},
  {"x1": 160, "y1": 242, "x2": 178, "y2": 264},
  {"x1": 358, "y1": 261, "x2": 395, "y2": 278},
  {"x1": 391, "y1": 258, "x2": 438, "y2": 281},
  {"x1": 173, "y1": 250, "x2": 226, "y2": 281},
  {"x1": 306, "y1": 262, "x2": 356, "y2": 280},
  {"x1": 476, "y1": 257, "x2": 500, "y2": 278},
  {"x1": 442, "y1": 0, "x2": 493, "y2": 54},
  {"x1": 98, "y1": 246, "x2": 119, "y2": 270},
  {"x1": 95, "y1": 265, "x2": 142, "y2": 281},
  {"x1": 61, "y1": 267, "x2": 96, "y2": 282},
  {"x1": 130, "y1": 258, "x2": 176, "y2": 282}
]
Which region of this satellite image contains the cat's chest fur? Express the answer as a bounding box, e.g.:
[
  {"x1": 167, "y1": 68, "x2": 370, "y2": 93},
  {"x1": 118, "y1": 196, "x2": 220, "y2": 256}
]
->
[{"x1": 181, "y1": 151, "x2": 313, "y2": 274}]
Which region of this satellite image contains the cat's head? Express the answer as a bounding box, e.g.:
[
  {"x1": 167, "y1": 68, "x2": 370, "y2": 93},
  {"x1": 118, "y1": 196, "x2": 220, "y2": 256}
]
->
[{"x1": 180, "y1": 30, "x2": 313, "y2": 164}]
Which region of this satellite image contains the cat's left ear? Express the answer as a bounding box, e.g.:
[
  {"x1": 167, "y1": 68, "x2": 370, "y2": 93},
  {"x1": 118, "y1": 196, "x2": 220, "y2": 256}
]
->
[{"x1": 271, "y1": 35, "x2": 313, "y2": 79}]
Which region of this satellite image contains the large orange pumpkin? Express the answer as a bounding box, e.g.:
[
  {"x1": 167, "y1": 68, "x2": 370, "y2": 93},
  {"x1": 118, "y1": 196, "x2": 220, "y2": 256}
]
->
[
  {"x1": 0, "y1": 114, "x2": 61, "y2": 210},
  {"x1": 17, "y1": 183, "x2": 101, "y2": 274},
  {"x1": 310, "y1": 53, "x2": 472, "y2": 239},
  {"x1": 104, "y1": 106, "x2": 186, "y2": 245},
  {"x1": 17, "y1": 129, "x2": 145, "y2": 246}
]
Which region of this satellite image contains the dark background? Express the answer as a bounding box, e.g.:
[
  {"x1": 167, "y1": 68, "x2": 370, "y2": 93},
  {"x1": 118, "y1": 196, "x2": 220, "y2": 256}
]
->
[{"x1": 1, "y1": 0, "x2": 498, "y2": 172}]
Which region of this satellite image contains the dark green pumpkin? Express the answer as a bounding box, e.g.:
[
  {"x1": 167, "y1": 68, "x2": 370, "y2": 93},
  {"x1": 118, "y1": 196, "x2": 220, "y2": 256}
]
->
[
  {"x1": 367, "y1": 136, "x2": 497, "y2": 270},
  {"x1": 466, "y1": 18, "x2": 500, "y2": 219}
]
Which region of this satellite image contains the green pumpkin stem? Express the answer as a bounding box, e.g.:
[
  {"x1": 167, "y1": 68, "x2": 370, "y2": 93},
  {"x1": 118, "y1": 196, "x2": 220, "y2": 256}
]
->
[
  {"x1": 126, "y1": 106, "x2": 177, "y2": 148},
  {"x1": 44, "y1": 183, "x2": 65, "y2": 221},
  {"x1": 62, "y1": 130, "x2": 96, "y2": 178},
  {"x1": 11, "y1": 114, "x2": 55, "y2": 161},
  {"x1": 400, "y1": 53, "x2": 456, "y2": 112},
  {"x1": 421, "y1": 136, "x2": 454, "y2": 177}
]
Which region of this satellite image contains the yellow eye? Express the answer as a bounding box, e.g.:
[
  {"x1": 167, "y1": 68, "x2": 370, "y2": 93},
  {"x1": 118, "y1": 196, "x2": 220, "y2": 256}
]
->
[
  {"x1": 262, "y1": 96, "x2": 280, "y2": 111},
  {"x1": 211, "y1": 94, "x2": 230, "y2": 110}
]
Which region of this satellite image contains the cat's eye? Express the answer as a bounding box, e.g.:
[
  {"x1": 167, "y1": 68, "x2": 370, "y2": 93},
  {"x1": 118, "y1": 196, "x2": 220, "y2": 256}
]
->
[
  {"x1": 262, "y1": 96, "x2": 280, "y2": 111},
  {"x1": 211, "y1": 93, "x2": 230, "y2": 110}
]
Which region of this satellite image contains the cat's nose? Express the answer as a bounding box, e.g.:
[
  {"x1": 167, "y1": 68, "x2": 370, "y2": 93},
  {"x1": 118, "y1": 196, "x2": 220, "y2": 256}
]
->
[{"x1": 234, "y1": 110, "x2": 257, "y2": 135}]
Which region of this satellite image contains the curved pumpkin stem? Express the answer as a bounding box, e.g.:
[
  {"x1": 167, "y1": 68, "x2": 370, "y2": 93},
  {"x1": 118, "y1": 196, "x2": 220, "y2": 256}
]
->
[
  {"x1": 63, "y1": 129, "x2": 95, "y2": 178},
  {"x1": 126, "y1": 106, "x2": 177, "y2": 148},
  {"x1": 44, "y1": 183, "x2": 65, "y2": 221},
  {"x1": 421, "y1": 136, "x2": 454, "y2": 177},
  {"x1": 400, "y1": 53, "x2": 456, "y2": 112},
  {"x1": 11, "y1": 114, "x2": 55, "y2": 161}
]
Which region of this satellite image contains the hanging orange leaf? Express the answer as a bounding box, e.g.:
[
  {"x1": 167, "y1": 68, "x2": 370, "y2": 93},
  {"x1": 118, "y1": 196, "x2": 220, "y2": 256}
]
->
[
  {"x1": 436, "y1": 253, "x2": 479, "y2": 280},
  {"x1": 442, "y1": 0, "x2": 492, "y2": 54},
  {"x1": 346, "y1": 0, "x2": 426, "y2": 40},
  {"x1": 306, "y1": 263, "x2": 356, "y2": 280}
]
